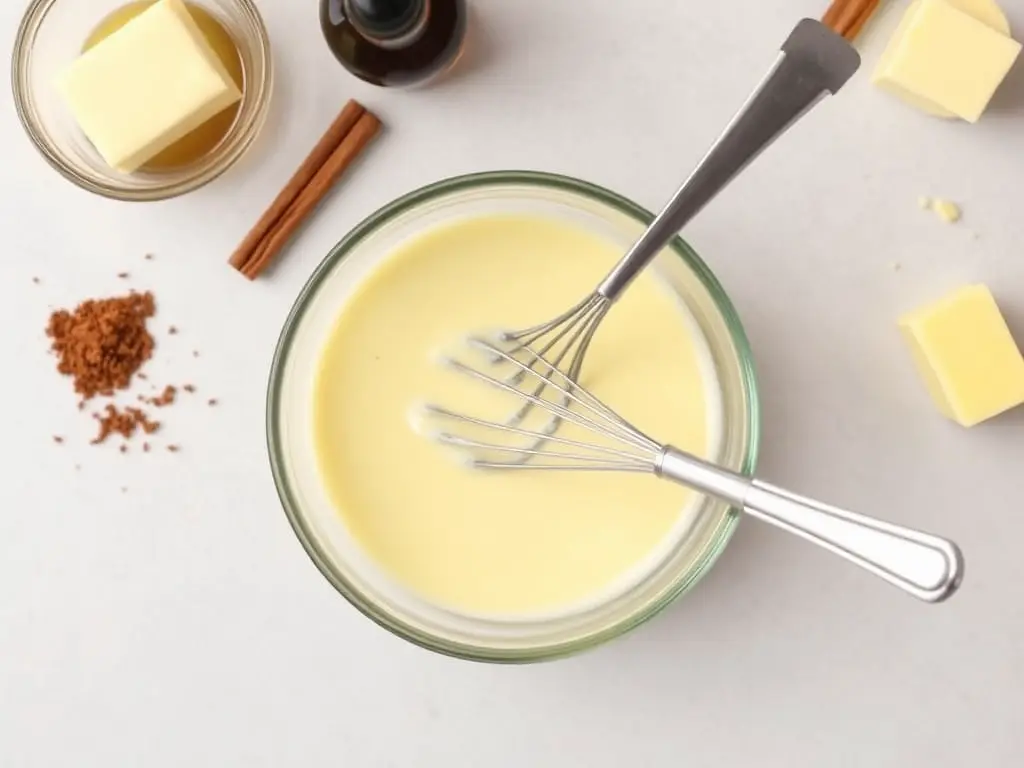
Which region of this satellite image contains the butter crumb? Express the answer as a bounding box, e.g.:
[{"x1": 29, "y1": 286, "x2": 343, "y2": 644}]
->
[
  {"x1": 932, "y1": 199, "x2": 962, "y2": 223},
  {"x1": 919, "y1": 196, "x2": 962, "y2": 223}
]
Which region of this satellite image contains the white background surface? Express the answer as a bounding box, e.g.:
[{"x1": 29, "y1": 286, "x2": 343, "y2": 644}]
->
[{"x1": 2, "y1": 0, "x2": 1023, "y2": 765}]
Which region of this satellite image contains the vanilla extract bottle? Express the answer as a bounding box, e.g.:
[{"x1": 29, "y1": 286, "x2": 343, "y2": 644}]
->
[{"x1": 320, "y1": 0, "x2": 467, "y2": 87}]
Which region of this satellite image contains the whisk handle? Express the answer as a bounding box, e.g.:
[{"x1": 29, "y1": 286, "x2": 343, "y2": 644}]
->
[
  {"x1": 657, "y1": 449, "x2": 963, "y2": 603},
  {"x1": 596, "y1": 19, "x2": 860, "y2": 301},
  {"x1": 743, "y1": 481, "x2": 963, "y2": 603}
]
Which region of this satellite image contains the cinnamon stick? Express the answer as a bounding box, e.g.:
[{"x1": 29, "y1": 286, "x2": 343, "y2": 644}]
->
[
  {"x1": 239, "y1": 110, "x2": 382, "y2": 280},
  {"x1": 229, "y1": 100, "x2": 377, "y2": 278},
  {"x1": 844, "y1": 0, "x2": 880, "y2": 41},
  {"x1": 821, "y1": 0, "x2": 880, "y2": 41}
]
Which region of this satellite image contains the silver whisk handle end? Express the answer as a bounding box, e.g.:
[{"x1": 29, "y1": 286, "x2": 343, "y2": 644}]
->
[
  {"x1": 657, "y1": 447, "x2": 963, "y2": 603},
  {"x1": 744, "y1": 481, "x2": 964, "y2": 603}
]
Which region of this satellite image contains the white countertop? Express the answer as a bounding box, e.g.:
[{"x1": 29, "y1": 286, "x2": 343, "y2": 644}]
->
[{"x1": 3, "y1": 0, "x2": 1023, "y2": 765}]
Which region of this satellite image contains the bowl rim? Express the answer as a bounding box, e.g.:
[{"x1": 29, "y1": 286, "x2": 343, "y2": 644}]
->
[
  {"x1": 266, "y1": 170, "x2": 761, "y2": 662},
  {"x1": 10, "y1": 0, "x2": 274, "y2": 202}
]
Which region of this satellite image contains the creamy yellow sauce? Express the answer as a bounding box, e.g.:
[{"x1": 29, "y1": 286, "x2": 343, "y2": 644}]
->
[{"x1": 313, "y1": 215, "x2": 717, "y2": 616}]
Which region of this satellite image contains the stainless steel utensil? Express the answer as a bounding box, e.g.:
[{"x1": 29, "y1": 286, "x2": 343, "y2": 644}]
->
[
  {"x1": 422, "y1": 338, "x2": 964, "y2": 604},
  {"x1": 487, "y1": 19, "x2": 860, "y2": 440}
]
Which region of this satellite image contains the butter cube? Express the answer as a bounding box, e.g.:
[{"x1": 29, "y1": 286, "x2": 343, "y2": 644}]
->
[
  {"x1": 900, "y1": 285, "x2": 1024, "y2": 426},
  {"x1": 873, "y1": 0, "x2": 1021, "y2": 122},
  {"x1": 56, "y1": 0, "x2": 242, "y2": 172}
]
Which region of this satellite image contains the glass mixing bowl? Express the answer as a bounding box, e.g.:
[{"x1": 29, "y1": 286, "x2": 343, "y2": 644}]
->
[
  {"x1": 267, "y1": 171, "x2": 760, "y2": 662},
  {"x1": 12, "y1": 0, "x2": 272, "y2": 201}
]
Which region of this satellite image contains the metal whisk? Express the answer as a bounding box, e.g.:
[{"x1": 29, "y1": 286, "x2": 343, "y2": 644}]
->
[
  {"x1": 421, "y1": 338, "x2": 964, "y2": 604},
  {"x1": 491, "y1": 20, "x2": 860, "y2": 440}
]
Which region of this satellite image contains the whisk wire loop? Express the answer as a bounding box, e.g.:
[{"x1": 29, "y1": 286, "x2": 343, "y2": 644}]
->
[
  {"x1": 434, "y1": 337, "x2": 661, "y2": 470},
  {"x1": 496, "y1": 294, "x2": 611, "y2": 445}
]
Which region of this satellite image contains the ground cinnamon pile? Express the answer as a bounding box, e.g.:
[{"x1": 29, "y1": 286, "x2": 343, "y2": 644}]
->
[
  {"x1": 46, "y1": 291, "x2": 155, "y2": 399},
  {"x1": 44, "y1": 266, "x2": 216, "y2": 459}
]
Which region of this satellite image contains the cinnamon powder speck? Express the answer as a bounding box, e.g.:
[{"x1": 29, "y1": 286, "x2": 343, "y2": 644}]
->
[
  {"x1": 91, "y1": 405, "x2": 161, "y2": 445},
  {"x1": 148, "y1": 385, "x2": 177, "y2": 407}
]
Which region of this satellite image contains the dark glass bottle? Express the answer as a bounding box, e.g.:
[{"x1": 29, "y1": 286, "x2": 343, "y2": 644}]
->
[{"x1": 320, "y1": 0, "x2": 467, "y2": 87}]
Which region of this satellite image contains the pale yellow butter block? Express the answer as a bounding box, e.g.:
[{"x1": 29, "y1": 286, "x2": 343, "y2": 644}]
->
[
  {"x1": 55, "y1": 0, "x2": 242, "y2": 172},
  {"x1": 873, "y1": 0, "x2": 1021, "y2": 122},
  {"x1": 903, "y1": 0, "x2": 1012, "y2": 117},
  {"x1": 900, "y1": 285, "x2": 1024, "y2": 426}
]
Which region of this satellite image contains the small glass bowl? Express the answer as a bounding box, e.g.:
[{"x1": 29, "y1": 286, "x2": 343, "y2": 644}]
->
[
  {"x1": 11, "y1": 0, "x2": 273, "y2": 201},
  {"x1": 267, "y1": 171, "x2": 761, "y2": 662}
]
